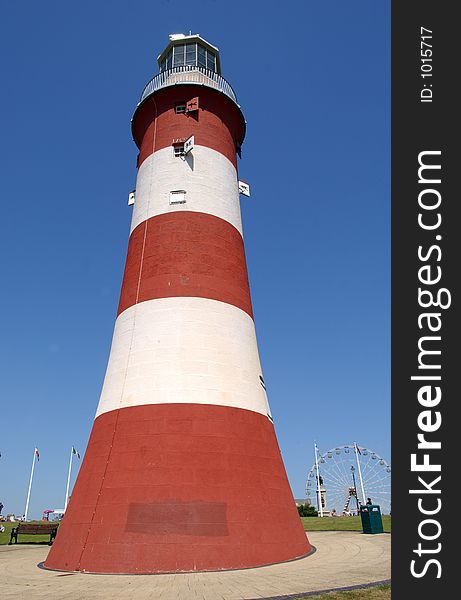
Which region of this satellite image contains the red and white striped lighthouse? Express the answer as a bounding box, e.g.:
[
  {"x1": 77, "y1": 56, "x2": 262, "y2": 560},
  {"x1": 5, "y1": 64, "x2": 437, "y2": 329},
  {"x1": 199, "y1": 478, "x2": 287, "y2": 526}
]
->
[{"x1": 45, "y1": 34, "x2": 311, "y2": 574}]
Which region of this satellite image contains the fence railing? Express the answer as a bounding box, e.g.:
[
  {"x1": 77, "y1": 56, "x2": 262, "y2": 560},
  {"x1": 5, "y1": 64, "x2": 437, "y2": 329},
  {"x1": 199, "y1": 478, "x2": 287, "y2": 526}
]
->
[{"x1": 139, "y1": 66, "x2": 238, "y2": 104}]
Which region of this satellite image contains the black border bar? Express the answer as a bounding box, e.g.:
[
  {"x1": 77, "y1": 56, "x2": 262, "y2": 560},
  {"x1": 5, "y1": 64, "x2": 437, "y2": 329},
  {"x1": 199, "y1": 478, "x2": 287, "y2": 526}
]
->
[{"x1": 392, "y1": 2, "x2": 456, "y2": 596}]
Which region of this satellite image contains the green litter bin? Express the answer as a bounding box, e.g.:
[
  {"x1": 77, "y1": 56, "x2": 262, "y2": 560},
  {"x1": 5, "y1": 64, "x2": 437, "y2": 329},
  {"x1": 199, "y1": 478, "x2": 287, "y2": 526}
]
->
[{"x1": 360, "y1": 504, "x2": 384, "y2": 534}]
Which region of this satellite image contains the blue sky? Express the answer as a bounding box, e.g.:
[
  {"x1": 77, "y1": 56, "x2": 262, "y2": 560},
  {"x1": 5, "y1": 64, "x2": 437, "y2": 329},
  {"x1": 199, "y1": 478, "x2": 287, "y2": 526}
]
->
[{"x1": 0, "y1": 0, "x2": 390, "y2": 518}]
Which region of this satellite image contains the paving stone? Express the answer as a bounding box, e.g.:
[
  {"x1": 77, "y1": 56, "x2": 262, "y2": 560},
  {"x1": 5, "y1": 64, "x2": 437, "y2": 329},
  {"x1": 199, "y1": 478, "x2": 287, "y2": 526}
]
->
[{"x1": 0, "y1": 532, "x2": 390, "y2": 600}]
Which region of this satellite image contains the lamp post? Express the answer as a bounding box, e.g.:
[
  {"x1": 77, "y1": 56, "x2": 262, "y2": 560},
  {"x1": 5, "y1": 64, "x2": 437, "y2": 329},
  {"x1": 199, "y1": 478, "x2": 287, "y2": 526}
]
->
[{"x1": 351, "y1": 466, "x2": 360, "y2": 515}]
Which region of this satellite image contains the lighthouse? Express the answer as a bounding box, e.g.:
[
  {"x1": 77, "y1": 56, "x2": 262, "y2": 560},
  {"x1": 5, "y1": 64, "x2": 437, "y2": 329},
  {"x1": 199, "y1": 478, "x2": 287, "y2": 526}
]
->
[{"x1": 45, "y1": 34, "x2": 311, "y2": 574}]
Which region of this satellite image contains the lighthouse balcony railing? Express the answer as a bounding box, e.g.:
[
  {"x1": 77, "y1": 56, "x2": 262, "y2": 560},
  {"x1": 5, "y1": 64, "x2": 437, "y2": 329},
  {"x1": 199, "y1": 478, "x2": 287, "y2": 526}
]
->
[{"x1": 139, "y1": 66, "x2": 238, "y2": 105}]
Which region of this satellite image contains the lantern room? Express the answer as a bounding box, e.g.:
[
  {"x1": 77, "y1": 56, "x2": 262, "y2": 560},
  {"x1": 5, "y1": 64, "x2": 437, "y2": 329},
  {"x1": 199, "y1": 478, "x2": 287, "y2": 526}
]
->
[{"x1": 157, "y1": 33, "x2": 221, "y2": 74}]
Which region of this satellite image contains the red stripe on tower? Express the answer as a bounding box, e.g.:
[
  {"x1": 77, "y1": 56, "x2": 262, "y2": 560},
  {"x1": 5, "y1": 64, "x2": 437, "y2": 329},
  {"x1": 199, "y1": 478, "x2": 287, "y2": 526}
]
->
[
  {"x1": 45, "y1": 33, "x2": 310, "y2": 574},
  {"x1": 133, "y1": 85, "x2": 244, "y2": 169},
  {"x1": 117, "y1": 212, "x2": 253, "y2": 318}
]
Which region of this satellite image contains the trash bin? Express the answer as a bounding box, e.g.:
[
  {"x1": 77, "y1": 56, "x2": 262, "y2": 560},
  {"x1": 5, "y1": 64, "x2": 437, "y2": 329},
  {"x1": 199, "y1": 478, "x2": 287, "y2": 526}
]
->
[{"x1": 359, "y1": 504, "x2": 384, "y2": 534}]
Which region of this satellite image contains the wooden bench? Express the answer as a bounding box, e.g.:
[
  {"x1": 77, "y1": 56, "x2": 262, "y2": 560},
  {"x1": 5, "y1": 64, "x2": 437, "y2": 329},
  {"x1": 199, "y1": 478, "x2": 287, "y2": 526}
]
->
[{"x1": 8, "y1": 522, "x2": 59, "y2": 545}]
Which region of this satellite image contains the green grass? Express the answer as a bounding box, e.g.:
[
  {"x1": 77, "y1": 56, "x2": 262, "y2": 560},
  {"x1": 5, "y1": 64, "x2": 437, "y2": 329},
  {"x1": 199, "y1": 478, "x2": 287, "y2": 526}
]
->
[
  {"x1": 1, "y1": 516, "x2": 391, "y2": 545},
  {"x1": 294, "y1": 584, "x2": 391, "y2": 600},
  {"x1": 0, "y1": 521, "x2": 57, "y2": 545},
  {"x1": 1, "y1": 515, "x2": 392, "y2": 544},
  {"x1": 301, "y1": 515, "x2": 391, "y2": 533}
]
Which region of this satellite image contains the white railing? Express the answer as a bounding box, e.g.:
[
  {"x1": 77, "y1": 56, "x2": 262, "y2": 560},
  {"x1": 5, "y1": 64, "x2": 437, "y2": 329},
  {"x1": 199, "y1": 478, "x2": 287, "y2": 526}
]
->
[{"x1": 139, "y1": 66, "x2": 238, "y2": 104}]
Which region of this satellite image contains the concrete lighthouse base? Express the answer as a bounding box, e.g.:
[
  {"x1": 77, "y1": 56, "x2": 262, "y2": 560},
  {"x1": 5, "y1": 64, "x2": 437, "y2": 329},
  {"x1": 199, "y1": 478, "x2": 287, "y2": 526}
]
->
[{"x1": 44, "y1": 404, "x2": 311, "y2": 574}]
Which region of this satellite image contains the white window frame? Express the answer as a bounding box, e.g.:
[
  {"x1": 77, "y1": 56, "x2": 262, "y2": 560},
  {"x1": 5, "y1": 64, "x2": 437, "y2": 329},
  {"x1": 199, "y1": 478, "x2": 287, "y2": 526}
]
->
[
  {"x1": 173, "y1": 145, "x2": 185, "y2": 157},
  {"x1": 169, "y1": 190, "x2": 186, "y2": 205},
  {"x1": 175, "y1": 104, "x2": 186, "y2": 114}
]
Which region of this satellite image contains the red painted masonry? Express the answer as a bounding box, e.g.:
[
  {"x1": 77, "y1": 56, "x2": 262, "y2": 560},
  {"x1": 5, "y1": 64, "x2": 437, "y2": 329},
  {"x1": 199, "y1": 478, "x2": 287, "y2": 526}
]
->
[
  {"x1": 132, "y1": 85, "x2": 245, "y2": 169},
  {"x1": 45, "y1": 404, "x2": 311, "y2": 574},
  {"x1": 117, "y1": 212, "x2": 253, "y2": 318}
]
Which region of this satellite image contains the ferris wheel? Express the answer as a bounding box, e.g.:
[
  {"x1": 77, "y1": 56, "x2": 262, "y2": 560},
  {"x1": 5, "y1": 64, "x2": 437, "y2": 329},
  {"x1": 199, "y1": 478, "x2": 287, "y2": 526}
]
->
[{"x1": 305, "y1": 443, "x2": 391, "y2": 516}]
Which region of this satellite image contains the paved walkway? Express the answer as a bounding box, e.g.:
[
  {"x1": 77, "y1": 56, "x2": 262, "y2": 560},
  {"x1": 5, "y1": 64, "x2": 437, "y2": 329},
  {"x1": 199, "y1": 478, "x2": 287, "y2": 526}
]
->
[{"x1": 0, "y1": 532, "x2": 390, "y2": 600}]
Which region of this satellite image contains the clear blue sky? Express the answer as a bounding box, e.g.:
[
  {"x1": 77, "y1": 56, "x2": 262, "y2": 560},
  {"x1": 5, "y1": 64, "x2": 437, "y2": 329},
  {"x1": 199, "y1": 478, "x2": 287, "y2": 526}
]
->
[{"x1": 0, "y1": 0, "x2": 390, "y2": 518}]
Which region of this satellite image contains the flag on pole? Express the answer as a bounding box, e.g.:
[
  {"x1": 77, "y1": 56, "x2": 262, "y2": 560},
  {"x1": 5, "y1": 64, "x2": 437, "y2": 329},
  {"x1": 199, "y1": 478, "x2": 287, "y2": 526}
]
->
[
  {"x1": 35, "y1": 448, "x2": 40, "y2": 461},
  {"x1": 72, "y1": 447, "x2": 80, "y2": 459}
]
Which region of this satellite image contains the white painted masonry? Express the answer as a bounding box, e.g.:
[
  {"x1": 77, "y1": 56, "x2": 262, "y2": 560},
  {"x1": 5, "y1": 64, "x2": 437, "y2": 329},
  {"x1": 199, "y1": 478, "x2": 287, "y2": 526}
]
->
[
  {"x1": 95, "y1": 297, "x2": 271, "y2": 419},
  {"x1": 131, "y1": 145, "x2": 243, "y2": 235}
]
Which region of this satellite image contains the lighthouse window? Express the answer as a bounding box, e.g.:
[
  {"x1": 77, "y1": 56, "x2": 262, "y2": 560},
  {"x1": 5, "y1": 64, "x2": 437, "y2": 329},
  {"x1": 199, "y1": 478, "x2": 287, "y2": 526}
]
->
[
  {"x1": 206, "y1": 52, "x2": 216, "y2": 71},
  {"x1": 185, "y1": 43, "x2": 196, "y2": 66},
  {"x1": 173, "y1": 45, "x2": 185, "y2": 66},
  {"x1": 169, "y1": 190, "x2": 186, "y2": 205},
  {"x1": 197, "y1": 45, "x2": 207, "y2": 69},
  {"x1": 161, "y1": 43, "x2": 217, "y2": 72},
  {"x1": 173, "y1": 145, "x2": 185, "y2": 157},
  {"x1": 160, "y1": 43, "x2": 217, "y2": 73},
  {"x1": 175, "y1": 104, "x2": 186, "y2": 114}
]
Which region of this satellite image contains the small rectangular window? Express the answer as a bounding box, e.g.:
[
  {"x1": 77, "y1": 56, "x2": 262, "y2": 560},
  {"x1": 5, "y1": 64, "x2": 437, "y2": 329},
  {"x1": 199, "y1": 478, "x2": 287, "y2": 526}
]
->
[
  {"x1": 175, "y1": 104, "x2": 186, "y2": 114},
  {"x1": 173, "y1": 145, "x2": 185, "y2": 157},
  {"x1": 169, "y1": 190, "x2": 186, "y2": 205}
]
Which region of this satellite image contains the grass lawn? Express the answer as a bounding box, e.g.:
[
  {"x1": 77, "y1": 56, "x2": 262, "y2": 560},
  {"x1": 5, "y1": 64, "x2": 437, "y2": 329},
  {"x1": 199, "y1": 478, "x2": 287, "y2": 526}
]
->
[
  {"x1": 0, "y1": 521, "x2": 57, "y2": 545},
  {"x1": 301, "y1": 515, "x2": 391, "y2": 533},
  {"x1": 1, "y1": 515, "x2": 391, "y2": 543},
  {"x1": 294, "y1": 584, "x2": 391, "y2": 600},
  {"x1": 1, "y1": 515, "x2": 391, "y2": 544}
]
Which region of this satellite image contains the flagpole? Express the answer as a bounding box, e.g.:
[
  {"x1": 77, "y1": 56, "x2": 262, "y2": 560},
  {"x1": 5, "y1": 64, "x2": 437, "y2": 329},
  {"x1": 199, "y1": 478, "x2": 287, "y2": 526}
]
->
[
  {"x1": 24, "y1": 448, "x2": 37, "y2": 521},
  {"x1": 64, "y1": 448, "x2": 74, "y2": 511},
  {"x1": 354, "y1": 441, "x2": 366, "y2": 505},
  {"x1": 314, "y1": 442, "x2": 324, "y2": 518}
]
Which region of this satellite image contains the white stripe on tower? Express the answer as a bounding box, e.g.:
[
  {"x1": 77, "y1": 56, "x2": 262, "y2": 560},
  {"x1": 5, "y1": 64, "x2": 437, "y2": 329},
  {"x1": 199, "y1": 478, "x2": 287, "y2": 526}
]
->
[
  {"x1": 95, "y1": 297, "x2": 271, "y2": 419},
  {"x1": 132, "y1": 145, "x2": 242, "y2": 235}
]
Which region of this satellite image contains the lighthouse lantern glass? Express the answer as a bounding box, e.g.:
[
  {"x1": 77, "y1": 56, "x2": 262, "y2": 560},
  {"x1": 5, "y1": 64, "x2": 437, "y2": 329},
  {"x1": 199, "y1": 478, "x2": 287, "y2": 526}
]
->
[
  {"x1": 198, "y1": 45, "x2": 206, "y2": 68},
  {"x1": 186, "y1": 43, "x2": 196, "y2": 66},
  {"x1": 160, "y1": 41, "x2": 218, "y2": 73}
]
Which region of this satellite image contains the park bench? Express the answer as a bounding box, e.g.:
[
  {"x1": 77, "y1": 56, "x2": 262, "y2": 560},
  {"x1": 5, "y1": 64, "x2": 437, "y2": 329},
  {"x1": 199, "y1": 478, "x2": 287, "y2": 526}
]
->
[{"x1": 8, "y1": 522, "x2": 59, "y2": 545}]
